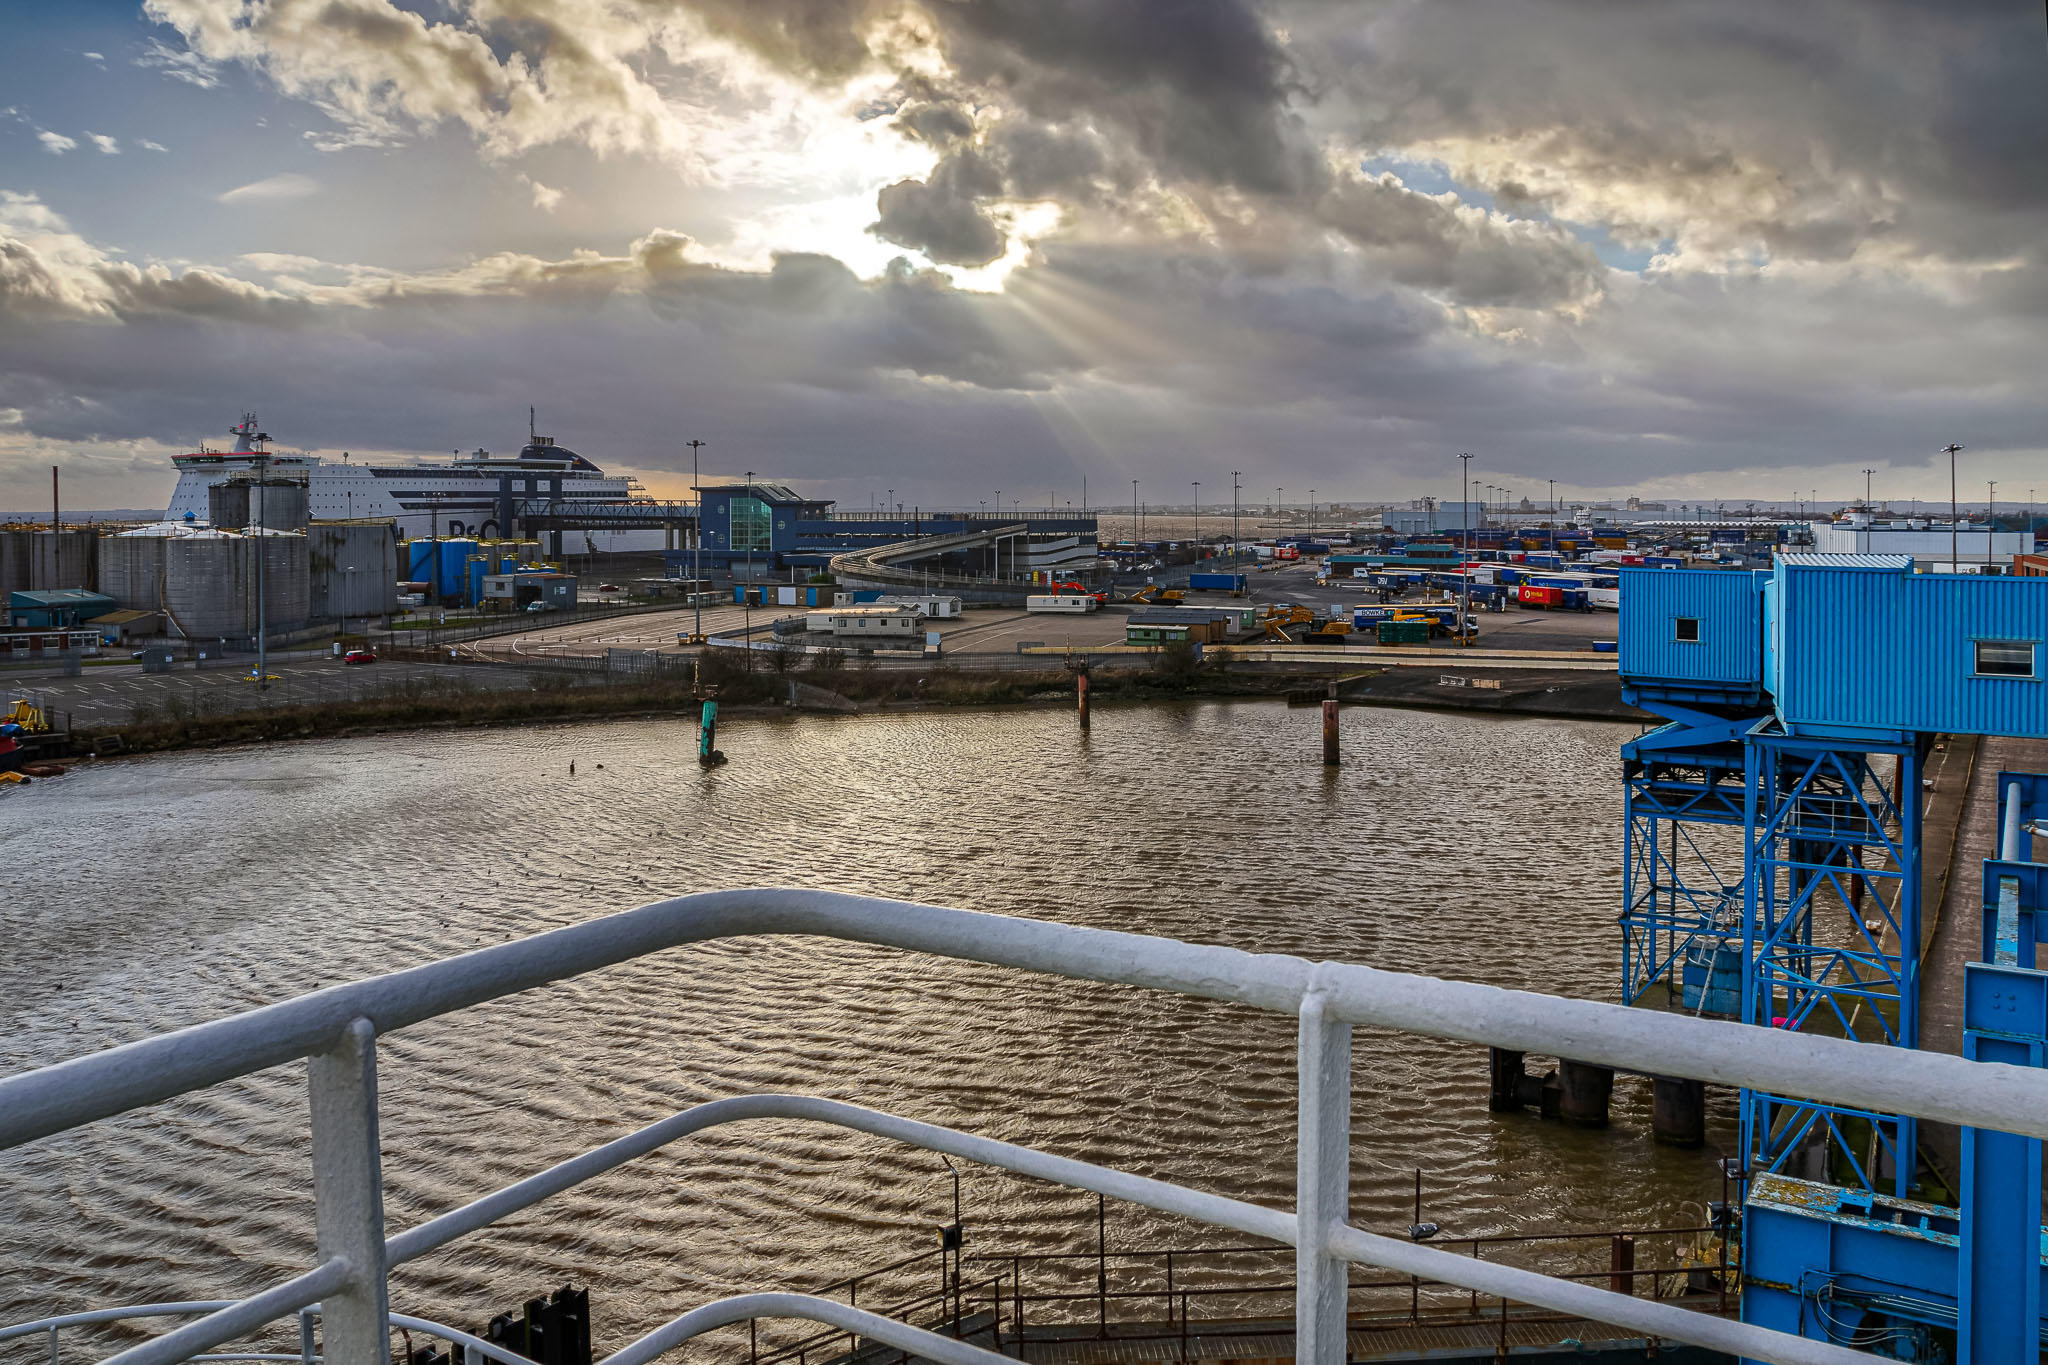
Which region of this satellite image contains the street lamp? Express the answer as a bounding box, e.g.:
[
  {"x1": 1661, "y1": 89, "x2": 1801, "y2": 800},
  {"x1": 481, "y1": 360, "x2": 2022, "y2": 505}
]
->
[
  {"x1": 1989, "y1": 480, "x2": 1997, "y2": 570},
  {"x1": 1231, "y1": 471, "x2": 1242, "y2": 577},
  {"x1": 1458, "y1": 453, "x2": 1473, "y2": 645},
  {"x1": 1192, "y1": 481, "x2": 1201, "y2": 564},
  {"x1": 687, "y1": 437, "x2": 705, "y2": 643},
  {"x1": 1943, "y1": 443, "x2": 1964, "y2": 573},
  {"x1": 1548, "y1": 478, "x2": 1556, "y2": 553}
]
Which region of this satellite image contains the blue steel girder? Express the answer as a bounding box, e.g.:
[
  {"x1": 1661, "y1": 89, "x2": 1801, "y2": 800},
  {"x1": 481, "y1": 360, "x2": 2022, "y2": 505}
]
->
[
  {"x1": 1742, "y1": 724, "x2": 1924, "y2": 1198},
  {"x1": 1622, "y1": 764, "x2": 1750, "y2": 1005},
  {"x1": 1746, "y1": 1095, "x2": 1907, "y2": 1193}
]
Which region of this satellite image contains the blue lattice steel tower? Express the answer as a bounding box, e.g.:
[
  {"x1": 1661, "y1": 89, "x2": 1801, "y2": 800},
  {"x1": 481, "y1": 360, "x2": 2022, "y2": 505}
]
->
[
  {"x1": 1620, "y1": 554, "x2": 2048, "y2": 1360},
  {"x1": 1621, "y1": 556, "x2": 2048, "y2": 1190}
]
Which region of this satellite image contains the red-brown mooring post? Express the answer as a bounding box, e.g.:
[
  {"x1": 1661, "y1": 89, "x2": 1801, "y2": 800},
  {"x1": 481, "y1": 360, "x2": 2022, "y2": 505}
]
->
[
  {"x1": 1322, "y1": 697, "x2": 1339, "y2": 765},
  {"x1": 1077, "y1": 669, "x2": 1091, "y2": 729}
]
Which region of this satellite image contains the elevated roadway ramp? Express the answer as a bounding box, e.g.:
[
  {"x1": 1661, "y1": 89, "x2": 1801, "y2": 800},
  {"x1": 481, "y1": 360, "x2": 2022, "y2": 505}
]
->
[{"x1": 830, "y1": 524, "x2": 1045, "y2": 603}]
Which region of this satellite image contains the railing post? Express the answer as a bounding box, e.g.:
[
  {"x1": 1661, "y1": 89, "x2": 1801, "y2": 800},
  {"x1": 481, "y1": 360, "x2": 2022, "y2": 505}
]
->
[
  {"x1": 1295, "y1": 987, "x2": 1351, "y2": 1365},
  {"x1": 309, "y1": 1017, "x2": 389, "y2": 1365}
]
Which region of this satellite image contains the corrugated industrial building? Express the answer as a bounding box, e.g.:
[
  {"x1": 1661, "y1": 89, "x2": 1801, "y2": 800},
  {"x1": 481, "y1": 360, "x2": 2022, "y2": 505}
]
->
[
  {"x1": 479, "y1": 571, "x2": 577, "y2": 611},
  {"x1": 1617, "y1": 566, "x2": 1767, "y2": 704},
  {"x1": 1766, "y1": 553, "x2": 2048, "y2": 739},
  {"x1": 8, "y1": 588, "x2": 116, "y2": 629}
]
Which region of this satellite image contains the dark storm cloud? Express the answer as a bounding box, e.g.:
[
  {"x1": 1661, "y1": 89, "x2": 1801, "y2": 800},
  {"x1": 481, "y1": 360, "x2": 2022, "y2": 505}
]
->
[
  {"x1": 1315, "y1": 174, "x2": 1605, "y2": 311},
  {"x1": 1293, "y1": 0, "x2": 2048, "y2": 270},
  {"x1": 870, "y1": 149, "x2": 1008, "y2": 266},
  {"x1": 10, "y1": 0, "x2": 2046, "y2": 510}
]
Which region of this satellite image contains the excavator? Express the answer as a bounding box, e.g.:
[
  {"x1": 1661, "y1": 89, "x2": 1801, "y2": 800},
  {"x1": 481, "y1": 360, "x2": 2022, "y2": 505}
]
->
[
  {"x1": 1259, "y1": 604, "x2": 1315, "y2": 642},
  {"x1": 1123, "y1": 584, "x2": 1186, "y2": 605}
]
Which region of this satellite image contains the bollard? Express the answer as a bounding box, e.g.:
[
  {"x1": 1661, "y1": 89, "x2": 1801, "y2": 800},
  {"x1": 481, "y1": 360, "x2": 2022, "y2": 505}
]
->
[
  {"x1": 1651, "y1": 1076, "x2": 1707, "y2": 1147},
  {"x1": 1322, "y1": 698, "x2": 1339, "y2": 766},
  {"x1": 698, "y1": 699, "x2": 726, "y2": 767},
  {"x1": 1556, "y1": 1059, "x2": 1613, "y2": 1127},
  {"x1": 1077, "y1": 669, "x2": 1091, "y2": 730},
  {"x1": 1608, "y1": 1235, "x2": 1636, "y2": 1296}
]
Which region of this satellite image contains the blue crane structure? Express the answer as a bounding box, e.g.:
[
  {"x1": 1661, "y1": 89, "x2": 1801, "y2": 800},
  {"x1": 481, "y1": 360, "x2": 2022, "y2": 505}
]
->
[{"x1": 1616, "y1": 554, "x2": 2048, "y2": 1360}]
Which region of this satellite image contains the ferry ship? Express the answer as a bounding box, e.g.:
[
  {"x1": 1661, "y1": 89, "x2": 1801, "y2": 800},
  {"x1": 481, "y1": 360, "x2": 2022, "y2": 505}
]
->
[{"x1": 163, "y1": 414, "x2": 667, "y2": 552}]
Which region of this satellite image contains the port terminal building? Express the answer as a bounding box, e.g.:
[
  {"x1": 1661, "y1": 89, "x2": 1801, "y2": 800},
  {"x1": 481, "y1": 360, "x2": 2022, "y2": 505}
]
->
[{"x1": 668, "y1": 483, "x2": 1099, "y2": 581}]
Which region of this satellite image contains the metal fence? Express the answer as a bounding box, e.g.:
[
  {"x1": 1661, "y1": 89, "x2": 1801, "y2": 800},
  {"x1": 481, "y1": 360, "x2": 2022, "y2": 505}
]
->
[{"x1": 6, "y1": 890, "x2": 2044, "y2": 1365}]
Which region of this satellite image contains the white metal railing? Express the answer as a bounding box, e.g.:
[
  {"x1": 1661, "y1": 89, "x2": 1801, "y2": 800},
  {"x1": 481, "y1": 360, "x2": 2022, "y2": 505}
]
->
[{"x1": 8, "y1": 889, "x2": 2048, "y2": 1365}]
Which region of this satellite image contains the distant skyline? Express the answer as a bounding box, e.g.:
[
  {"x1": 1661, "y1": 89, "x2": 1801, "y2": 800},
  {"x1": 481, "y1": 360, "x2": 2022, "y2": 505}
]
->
[{"x1": 2, "y1": 1, "x2": 2044, "y2": 514}]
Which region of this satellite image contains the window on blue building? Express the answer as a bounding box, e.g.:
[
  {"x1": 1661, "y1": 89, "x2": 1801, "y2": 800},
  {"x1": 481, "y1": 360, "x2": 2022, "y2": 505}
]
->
[
  {"x1": 1674, "y1": 616, "x2": 1700, "y2": 643},
  {"x1": 730, "y1": 496, "x2": 771, "y2": 552},
  {"x1": 1974, "y1": 639, "x2": 2038, "y2": 678}
]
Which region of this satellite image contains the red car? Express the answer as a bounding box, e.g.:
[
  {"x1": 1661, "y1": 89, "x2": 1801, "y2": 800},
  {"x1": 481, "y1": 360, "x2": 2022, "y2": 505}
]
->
[{"x1": 342, "y1": 649, "x2": 377, "y2": 665}]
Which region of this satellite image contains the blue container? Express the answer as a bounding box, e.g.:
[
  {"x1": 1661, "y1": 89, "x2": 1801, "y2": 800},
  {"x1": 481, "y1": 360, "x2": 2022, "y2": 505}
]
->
[
  {"x1": 1591, "y1": 639, "x2": 1618, "y2": 653},
  {"x1": 406, "y1": 541, "x2": 435, "y2": 584},
  {"x1": 1644, "y1": 556, "x2": 1683, "y2": 569},
  {"x1": 466, "y1": 556, "x2": 487, "y2": 608},
  {"x1": 1680, "y1": 942, "x2": 1743, "y2": 1016},
  {"x1": 1617, "y1": 566, "x2": 1767, "y2": 705},
  {"x1": 1768, "y1": 554, "x2": 2048, "y2": 740},
  {"x1": 437, "y1": 539, "x2": 478, "y2": 599},
  {"x1": 1189, "y1": 572, "x2": 1247, "y2": 592}
]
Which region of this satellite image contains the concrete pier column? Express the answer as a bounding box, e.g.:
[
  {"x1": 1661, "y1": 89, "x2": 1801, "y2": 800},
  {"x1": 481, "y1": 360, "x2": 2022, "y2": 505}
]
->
[
  {"x1": 1651, "y1": 1076, "x2": 1707, "y2": 1147},
  {"x1": 1487, "y1": 1048, "x2": 1525, "y2": 1112},
  {"x1": 1077, "y1": 670, "x2": 1091, "y2": 730},
  {"x1": 1321, "y1": 696, "x2": 1339, "y2": 766},
  {"x1": 1557, "y1": 1059, "x2": 1613, "y2": 1127}
]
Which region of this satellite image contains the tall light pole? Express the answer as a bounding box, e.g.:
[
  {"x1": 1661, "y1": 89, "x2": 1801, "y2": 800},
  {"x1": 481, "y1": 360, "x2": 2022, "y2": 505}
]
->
[
  {"x1": 1308, "y1": 488, "x2": 1316, "y2": 534},
  {"x1": 1862, "y1": 467, "x2": 1875, "y2": 507},
  {"x1": 1192, "y1": 481, "x2": 1201, "y2": 563},
  {"x1": 1989, "y1": 480, "x2": 1997, "y2": 570},
  {"x1": 1944, "y1": 443, "x2": 1964, "y2": 573},
  {"x1": 1548, "y1": 478, "x2": 1556, "y2": 553},
  {"x1": 687, "y1": 438, "x2": 706, "y2": 642},
  {"x1": 1458, "y1": 452, "x2": 1473, "y2": 645},
  {"x1": 1131, "y1": 479, "x2": 1138, "y2": 550},
  {"x1": 1231, "y1": 470, "x2": 1242, "y2": 578}
]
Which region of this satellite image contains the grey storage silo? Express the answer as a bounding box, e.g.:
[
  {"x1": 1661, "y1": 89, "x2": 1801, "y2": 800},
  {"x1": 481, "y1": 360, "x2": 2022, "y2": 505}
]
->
[
  {"x1": 308, "y1": 521, "x2": 398, "y2": 620},
  {"x1": 164, "y1": 534, "x2": 310, "y2": 637},
  {"x1": 97, "y1": 535, "x2": 168, "y2": 614},
  {"x1": 210, "y1": 478, "x2": 310, "y2": 533}
]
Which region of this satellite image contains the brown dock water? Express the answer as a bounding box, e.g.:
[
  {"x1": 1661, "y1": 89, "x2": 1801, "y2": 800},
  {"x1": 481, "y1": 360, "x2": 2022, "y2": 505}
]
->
[{"x1": 0, "y1": 702, "x2": 1732, "y2": 1354}]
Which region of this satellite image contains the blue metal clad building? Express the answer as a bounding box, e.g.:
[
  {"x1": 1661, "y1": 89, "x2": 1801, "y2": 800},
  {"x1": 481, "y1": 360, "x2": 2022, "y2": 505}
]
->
[
  {"x1": 1616, "y1": 567, "x2": 1767, "y2": 704},
  {"x1": 1769, "y1": 553, "x2": 2048, "y2": 740}
]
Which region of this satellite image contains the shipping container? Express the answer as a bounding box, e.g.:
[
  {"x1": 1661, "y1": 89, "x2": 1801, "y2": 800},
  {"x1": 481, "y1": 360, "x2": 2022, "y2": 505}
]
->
[
  {"x1": 1188, "y1": 572, "x2": 1248, "y2": 593},
  {"x1": 1376, "y1": 619, "x2": 1430, "y2": 645}
]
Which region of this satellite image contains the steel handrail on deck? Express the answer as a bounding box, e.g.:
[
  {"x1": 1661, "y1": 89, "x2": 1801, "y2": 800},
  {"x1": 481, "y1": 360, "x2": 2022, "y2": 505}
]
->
[{"x1": 7, "y1": 888, "x2": 2047, "y2": 1365}]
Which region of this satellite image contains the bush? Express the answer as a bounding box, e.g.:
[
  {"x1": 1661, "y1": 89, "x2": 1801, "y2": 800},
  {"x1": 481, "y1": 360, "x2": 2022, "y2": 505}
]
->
[{"x1": 1149, "y1": 638, "x2": 1202, "y2": 686}]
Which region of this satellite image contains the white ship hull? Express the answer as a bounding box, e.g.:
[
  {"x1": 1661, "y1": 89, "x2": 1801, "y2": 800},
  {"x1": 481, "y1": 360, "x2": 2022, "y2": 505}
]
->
[{"x1": 165, "y1": 453, "x2": 667, "y2": 554}]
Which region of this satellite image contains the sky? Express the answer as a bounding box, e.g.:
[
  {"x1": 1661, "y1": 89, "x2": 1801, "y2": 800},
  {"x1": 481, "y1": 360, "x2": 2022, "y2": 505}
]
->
[{"x1": 0, "y1": 0, "x2": 2044, "y2": 515}]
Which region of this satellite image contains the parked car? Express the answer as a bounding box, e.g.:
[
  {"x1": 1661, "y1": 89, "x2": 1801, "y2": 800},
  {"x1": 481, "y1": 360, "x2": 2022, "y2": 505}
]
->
[
  {"x1": 342, "y1": 649, "x2": 377, "y2": 665},
  {"x1": 598, "y1": 583, "x2": 622, "y2": 592}
]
